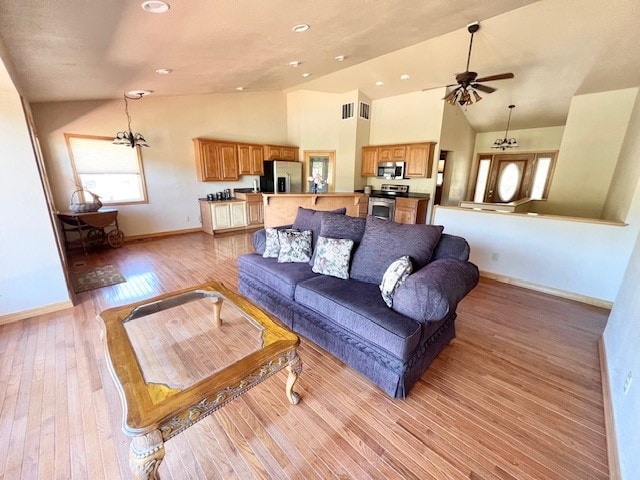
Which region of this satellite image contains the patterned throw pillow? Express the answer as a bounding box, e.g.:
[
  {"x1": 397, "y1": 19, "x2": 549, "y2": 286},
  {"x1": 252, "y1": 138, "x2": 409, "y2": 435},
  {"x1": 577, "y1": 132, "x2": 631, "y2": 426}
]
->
[
  {"x1": 379, "y1": 256, "x2": 413, "y2": 307},
  {"x1": 312, "y1": 236, "x2": 355, "y2": 279},
  {"x1": 262, "y1": 228, "x2": 281, "y2": 258},
  {"x1": 277, "y1": 230, "x2": 313, "y2": 263}
]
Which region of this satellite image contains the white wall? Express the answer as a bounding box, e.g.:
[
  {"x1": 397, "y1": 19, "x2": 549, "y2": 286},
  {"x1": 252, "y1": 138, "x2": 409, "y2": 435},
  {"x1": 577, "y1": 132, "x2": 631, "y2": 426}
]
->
[
  {"x1": 0, "y1": 61, "x2": 69, "y2": 317},
  {"x1": 433, "y1": 207, "x2": 639, "y2": 303},
  {"x1": 601, "y1": 88, "x2": 640, "y2": 479},
  {"x1": 473, "y1": 125, "x2": 565, "y2": 156},
  {"x1": 439, "y1": 102, "x2": 476, "y2": 206},
  {"x1": 539, "y1": 88, "x2": 638, "y2": 218},
  {"x1": 31, "y1": 91, "x2": 288, "y2": 237}
]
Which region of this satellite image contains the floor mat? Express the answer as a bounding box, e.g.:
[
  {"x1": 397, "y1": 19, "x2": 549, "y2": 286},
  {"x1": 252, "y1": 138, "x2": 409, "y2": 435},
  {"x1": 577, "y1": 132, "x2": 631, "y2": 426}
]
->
[{"x1": 71, "y1": 264, "x2": 126, "y2": 293}]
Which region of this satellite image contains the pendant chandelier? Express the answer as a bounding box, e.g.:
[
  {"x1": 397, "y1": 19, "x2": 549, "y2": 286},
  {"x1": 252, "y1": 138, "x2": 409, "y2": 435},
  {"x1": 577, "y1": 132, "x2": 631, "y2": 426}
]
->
[
  {"x1": 492, "y1": 104, "x2": 518, "y2": 150},
  {"x1": 113, "y1": 92, "x2": 150, "y2": 148}
]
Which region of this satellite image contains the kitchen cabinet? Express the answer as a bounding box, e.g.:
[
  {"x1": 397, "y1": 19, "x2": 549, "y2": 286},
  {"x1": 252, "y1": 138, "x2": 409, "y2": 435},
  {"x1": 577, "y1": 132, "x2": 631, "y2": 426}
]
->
[
  {"x1": 378, "y1": 145, "x2": 406, "y2": 162},
  {"x1": 394, "y1": 197, "x2": 428, "y2": 224},
  {"x1": 237, "y1": 143, "x2": 265, "y2": 175},
  {"x1": 193, "y1": 138, "x2": 239, "y2": 181},
  {"x1": 361, "y1": 146, "x2": 378, "y2": 177},
  {"x1": 264, "y1": 144, "x2": 298, "y2": 161},
  {"x1": 235, "y1": 192, "x2": 264, "y2": 226},
  {"x1": 199, "y1": 200, "x2": 248, "y2": 235},
  {"x1": 405, "y1": 142, "x2": 436, "y2": 179}
]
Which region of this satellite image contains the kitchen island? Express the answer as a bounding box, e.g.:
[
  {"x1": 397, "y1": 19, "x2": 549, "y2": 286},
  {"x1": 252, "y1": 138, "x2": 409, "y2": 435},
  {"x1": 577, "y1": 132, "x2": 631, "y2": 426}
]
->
[{"x1": 262, "y1": 193, "x2": 369, "y2": 227}]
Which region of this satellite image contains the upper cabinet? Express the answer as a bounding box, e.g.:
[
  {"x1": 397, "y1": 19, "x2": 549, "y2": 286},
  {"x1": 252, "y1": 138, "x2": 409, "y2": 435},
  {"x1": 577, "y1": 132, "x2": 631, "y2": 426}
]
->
[
  {"x1": 237, "y1": 143, "x2": 265, "y2": 176},
  {"x1": 361, "y1": 146, "x2": 378, "y2": 177},
  {"x1": 194, "y1": 138, "x2": 239, "y2": 182},
  {"x1": 361, "y1": 141, "x2": 436, "y2": 178},
  {"x1": 264, "y1": 144, "x2": 298, "y2": 161}
]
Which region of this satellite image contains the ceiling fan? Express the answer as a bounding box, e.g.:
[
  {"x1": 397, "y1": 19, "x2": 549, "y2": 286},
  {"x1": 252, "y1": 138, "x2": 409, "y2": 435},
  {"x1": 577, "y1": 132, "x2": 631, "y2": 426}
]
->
[{"x1": 423, "y1": 22, "x2": 514, "y2": 106}]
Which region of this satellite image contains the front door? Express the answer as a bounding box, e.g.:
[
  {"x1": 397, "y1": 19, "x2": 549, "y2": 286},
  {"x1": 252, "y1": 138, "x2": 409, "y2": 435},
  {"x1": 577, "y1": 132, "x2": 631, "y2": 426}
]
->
[{"x1": 485, "y1": 154, "x2": 534, "y2": 203}]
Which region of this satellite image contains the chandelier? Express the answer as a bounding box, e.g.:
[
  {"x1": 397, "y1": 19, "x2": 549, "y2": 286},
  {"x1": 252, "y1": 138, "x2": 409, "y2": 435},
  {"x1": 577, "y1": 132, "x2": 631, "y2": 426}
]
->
[
  {"x1": 492, "y1": 104, "x2": 518, "y2": 150},
  {"x1": 444, "y1": 86, "x2": 483, "y2": 106},
  {"x1": 113, "y1": 92, "x2": 150, "y2": 148}
]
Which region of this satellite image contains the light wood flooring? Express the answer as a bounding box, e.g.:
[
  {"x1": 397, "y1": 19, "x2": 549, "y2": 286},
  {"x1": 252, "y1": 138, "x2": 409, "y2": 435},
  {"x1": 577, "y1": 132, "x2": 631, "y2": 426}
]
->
[{"x1": 0, "y1": 232, "x2": 610, "y2": 479}]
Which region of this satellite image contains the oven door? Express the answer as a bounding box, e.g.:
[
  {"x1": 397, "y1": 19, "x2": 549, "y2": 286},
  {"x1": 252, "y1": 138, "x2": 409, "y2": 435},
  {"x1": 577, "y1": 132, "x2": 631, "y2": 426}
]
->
[{"x1": 368, "y1": 197, "x2": 395, "y2": 220}]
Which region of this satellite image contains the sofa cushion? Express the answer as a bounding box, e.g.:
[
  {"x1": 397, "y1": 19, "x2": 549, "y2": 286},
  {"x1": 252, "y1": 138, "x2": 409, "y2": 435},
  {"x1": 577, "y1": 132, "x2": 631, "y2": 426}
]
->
[
  {"x1": 277, "y1": 229, "x2": 312, "y2": 263},
  {"x1": 379, "y1": 255, "x2": 413, "y2": 307},
  {"x1": 237, "y1": 254, "x2": 318, "y2": 300},
  {"x1": 292, "y1": 207, "x2": 347, "y2": 250},
  {"x1": 294, "y1": 276, "x2": 422, "y2": 360},
  {"x1": 309, "y1": 213, "x2": 366, "y2": 266},
  {"x1": 350, "y1": 216, "x2": 444, "y2": 284},
  {"x1": 253, "y1": 224, "x2": 293, "y2": 255},
  {"x1": 311, "y1": 236, "x2": 354, "y2": 279}
]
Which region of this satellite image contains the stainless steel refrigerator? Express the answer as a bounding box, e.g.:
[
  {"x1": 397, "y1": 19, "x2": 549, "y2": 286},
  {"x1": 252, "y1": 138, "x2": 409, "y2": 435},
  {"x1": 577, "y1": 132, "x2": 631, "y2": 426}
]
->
[{"x1": 259, "y1": 160, "x2": 302, "y2": 193}]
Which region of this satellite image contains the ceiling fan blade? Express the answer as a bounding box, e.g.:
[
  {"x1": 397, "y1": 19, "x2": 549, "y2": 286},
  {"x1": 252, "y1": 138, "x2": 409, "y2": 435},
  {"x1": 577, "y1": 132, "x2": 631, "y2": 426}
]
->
[
  {"x1": 422, "y1": 83, "x2": 458, "y2": 92},
  {"x1": 471, "y1": 83, "x2": 496, "y2": 93},
  {"x1": 442, "y1": 87, "x2": 460, "y2": 100},
  {"x1": 474, "y1": 73, "x2": 514, "y2": 82}
]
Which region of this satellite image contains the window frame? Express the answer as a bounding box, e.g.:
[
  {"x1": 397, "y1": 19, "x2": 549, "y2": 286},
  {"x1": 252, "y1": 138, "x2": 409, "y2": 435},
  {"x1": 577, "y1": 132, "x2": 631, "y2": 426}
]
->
[{"x1": 64, "y1": 133, "x2": 149, "y2": 206}]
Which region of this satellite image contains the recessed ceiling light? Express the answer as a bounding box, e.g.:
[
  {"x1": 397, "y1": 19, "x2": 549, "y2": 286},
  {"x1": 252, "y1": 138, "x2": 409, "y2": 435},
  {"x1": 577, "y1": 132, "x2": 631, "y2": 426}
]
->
[
  {"x1": 236, "y1": 86, "x2": 244, "y2": 91},
  {"x1": 302, "y1": 72, "x2": 312, "y2": 78},
  {"x1": 289, "y1": 60, "x2": 301, "y2": 67},
  {"x1": 155, "y1": 68, "x2": 172, "y2": 75},
  {"x1": 375, "y1": 81, "x2": 384, "y2": 87},
  {"x1": 141, "y1": 1, "x2": 170, "y2": 13},
  {"x1": 292, "y1": 24, "x2": 310, "y2": 33},
  {"x1": 334, "y1": 55, "x2": 346, "y2": 62},
  {"x1": 125, "y1": 89, "x2": 153, "y2": 99},
  {"x1": 400, "y1": 74, "x2": 410, "y2": 80}
]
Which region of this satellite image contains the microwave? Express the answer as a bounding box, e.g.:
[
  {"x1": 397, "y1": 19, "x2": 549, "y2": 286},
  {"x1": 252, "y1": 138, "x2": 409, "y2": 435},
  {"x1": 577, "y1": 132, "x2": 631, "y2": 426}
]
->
[{"x1": 377, "y1": 162, "x2": 405, "y2": 179}]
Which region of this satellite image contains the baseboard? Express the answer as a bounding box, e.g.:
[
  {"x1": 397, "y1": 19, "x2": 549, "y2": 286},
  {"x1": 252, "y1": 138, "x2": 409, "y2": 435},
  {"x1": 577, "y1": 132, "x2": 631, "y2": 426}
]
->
[
  {"x1": 0, "y1": 300, "x2": 74, "y2": 326},
  {"x1": 480, "y1": 271, "x2": 613, "y2": 309},
  {"x1": 124, "y1": 227, "x2": 203, "y2": 242},
  {"x1": 599, "y1": 337, "x2": 621, "y2": 480}
]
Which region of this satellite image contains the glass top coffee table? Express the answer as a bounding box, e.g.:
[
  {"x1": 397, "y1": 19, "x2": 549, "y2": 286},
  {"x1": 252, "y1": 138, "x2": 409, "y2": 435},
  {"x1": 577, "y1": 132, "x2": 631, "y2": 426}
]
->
[{"x1": 99, "y1": 281, "x2": 301, "y2": 480}]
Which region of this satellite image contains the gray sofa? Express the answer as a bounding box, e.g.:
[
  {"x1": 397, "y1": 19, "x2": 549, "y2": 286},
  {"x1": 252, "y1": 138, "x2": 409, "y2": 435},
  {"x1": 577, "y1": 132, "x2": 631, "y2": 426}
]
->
[{"x1": 237, "y1": 210, "x2": 479, "y2": 398}]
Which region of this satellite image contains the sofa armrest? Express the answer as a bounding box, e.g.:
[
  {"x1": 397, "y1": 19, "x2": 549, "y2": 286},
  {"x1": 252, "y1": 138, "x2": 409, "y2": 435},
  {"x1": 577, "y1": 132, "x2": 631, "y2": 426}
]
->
[
  {"x1": 392, "y1": 258, "x2": 479, "y2": 323},
  {"x1": 252, "y1": 224, "x2": 293, "y2": 254}
]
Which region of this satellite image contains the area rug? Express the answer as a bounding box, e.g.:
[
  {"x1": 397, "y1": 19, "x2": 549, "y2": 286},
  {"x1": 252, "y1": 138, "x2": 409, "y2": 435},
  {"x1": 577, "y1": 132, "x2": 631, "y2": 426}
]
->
[{"x1": 71, "y1": 264, "x2": 126, "y2": 293}]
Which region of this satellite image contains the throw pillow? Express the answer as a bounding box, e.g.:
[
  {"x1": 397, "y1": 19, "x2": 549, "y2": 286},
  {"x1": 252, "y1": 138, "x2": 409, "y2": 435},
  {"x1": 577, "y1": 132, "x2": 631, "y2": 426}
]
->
[
  {"x1": 292, "y1": 207, "x2": 347, "y2": 250},
  {"x1": 262, "y1": 227, "x2": 281, "y2": 258},
  {"x1": 277, "y1": 229, "x2": 312, "y2": 263},
  {"x1": 312, "y1": 236, "x2": 354, "y2": 279},
  {"x1": 379, "y1": 256, "x2": 413, "y2": 307},
  {"x1": 350, "y1": 216, "x2": 444, "y2": 285},
  {"x1": 309, "y1": 213, "x2": 366, "y2": 266}
]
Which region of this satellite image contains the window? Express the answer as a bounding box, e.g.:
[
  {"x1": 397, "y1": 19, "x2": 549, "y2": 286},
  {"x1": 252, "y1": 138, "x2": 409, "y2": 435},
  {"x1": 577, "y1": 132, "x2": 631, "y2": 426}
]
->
[
  {"x1": 65, "y1": 134, "x2": 148, "y2": 204},
  {"x1": 471, "y1": 151, "x2": 557, "y2": 203}
]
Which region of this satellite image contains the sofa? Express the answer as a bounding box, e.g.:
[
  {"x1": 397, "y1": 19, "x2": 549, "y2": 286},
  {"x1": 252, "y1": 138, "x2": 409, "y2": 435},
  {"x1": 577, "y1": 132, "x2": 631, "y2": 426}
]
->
[{"x1": 237, "y1": 208, "x2": 479, "y2": 398}]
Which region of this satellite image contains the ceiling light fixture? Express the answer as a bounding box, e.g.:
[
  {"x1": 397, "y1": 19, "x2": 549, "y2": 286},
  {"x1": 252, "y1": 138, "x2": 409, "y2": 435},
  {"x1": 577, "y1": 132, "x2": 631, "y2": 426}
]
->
[
  {"x1": 125, "y1": 89, "x2": 153, "y2": 99},
  {"x1": 113, "y1": 93, "x2": 149, "y2": 148},
  {"x1": 334, "y1": 55, "x2": 346, "y2": 62},
  {"x1": 302, "y1": 72, "x2": 312, "y2": 78},
  {"x1": 292, "y1": 24, "x2": 310, "y2": 33},
  {"x1": 141, "y1": 1, "x2": 170, "y2": 13},
  {"x1": 155, "y1": 68, "x2": 172, "y2": 75},
  {"x1": 492, "y1": 104, "x2": 518, "y2": 150},
  {"x1": 289, "y1": 60, "x2": 301, "y2": 67},
  {"x1": 375, "y1": 81, "x2": 384, "y2": 87},
  {"x1": 236, "y1": 86, "x2": 244, "y2": 91},
  {"x1": 400, "y1": 74, "x2": 410, "y2": 80}
]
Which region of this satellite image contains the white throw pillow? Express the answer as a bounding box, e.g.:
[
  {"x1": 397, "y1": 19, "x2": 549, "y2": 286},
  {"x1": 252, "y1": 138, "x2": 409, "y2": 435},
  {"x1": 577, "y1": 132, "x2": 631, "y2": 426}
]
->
[
  {"x1": 277, "y1": 230, "x2": 313, "y2": 263},
  {"x1": 379, "y1": 256, "x2": 413, "y2": 307},
  {"x1": 312, "y1": 236, "x2": 354, "y2": 279},
  {"x1": 263, "y1": 228, "x2": 281, "y2": 258}
]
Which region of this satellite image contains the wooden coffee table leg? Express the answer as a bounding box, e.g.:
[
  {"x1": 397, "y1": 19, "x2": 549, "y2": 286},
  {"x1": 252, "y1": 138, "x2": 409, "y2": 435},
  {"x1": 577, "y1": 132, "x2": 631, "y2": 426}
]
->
[
  {"x1": 211, "y1": 296, "x2": 223, "y2": 327},
  {"x1": 130, "y1": 430, "x2": 165, "y2": 480},
  {"x1": 285, "y1": 352, "x2": 301, "y2": 405}
]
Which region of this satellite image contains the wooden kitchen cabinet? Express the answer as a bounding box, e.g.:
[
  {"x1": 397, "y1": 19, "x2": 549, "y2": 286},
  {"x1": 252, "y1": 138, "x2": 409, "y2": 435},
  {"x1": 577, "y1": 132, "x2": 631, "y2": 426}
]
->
[
  {"x1": 361, "y1": 146, "x2": 378, "y2": 177},
  {"x1": 394, "y1": 197, "x2": 428, "y2": 224},
  {"x1": 264, "y1": 144, "x2": 298, "y2": 161},
  {"x1": 199, "y1": 199, "x2": 248, "y2": 235},
  {"x1": 193, "y1": 138, "x2": 239, "y2": 181},
  {"x1": 237, "y1": 143, "x2": 265, "y2": 175},
  {"x1": 378, "y1": 145, "x2": 406, "y2": 162},
  {"x1": 232, "y1": 192, "x2": 264, "y2": 227},
  {"x1": 405, "y1": 142, "x2": 436, "y2": 179}
]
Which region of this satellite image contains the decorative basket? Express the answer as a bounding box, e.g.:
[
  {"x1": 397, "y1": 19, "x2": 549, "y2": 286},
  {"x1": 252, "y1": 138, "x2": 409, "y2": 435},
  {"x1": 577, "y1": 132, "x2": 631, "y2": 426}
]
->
[{"x1": 69, "y1": 189, "x2": 102, "y2": 213}]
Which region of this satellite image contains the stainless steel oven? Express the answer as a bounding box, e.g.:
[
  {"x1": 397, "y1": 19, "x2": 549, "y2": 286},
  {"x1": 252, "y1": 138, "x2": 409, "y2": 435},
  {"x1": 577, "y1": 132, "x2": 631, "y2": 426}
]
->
[{"x1": 368, "y1": 196, "x2": 396, "y2": 220}]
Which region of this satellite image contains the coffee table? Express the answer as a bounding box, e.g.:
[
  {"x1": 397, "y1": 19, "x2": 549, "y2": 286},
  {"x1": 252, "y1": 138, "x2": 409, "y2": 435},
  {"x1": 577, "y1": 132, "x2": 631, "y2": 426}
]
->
[{"x1": 98, "y1": 282, "x2": 302, "y2": 480}]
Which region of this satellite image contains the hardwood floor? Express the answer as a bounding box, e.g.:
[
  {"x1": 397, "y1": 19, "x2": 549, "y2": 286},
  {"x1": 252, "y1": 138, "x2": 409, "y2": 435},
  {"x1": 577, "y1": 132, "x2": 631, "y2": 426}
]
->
[{"x1": 0, "y1": 232, "x2": 610, "y2": 479}]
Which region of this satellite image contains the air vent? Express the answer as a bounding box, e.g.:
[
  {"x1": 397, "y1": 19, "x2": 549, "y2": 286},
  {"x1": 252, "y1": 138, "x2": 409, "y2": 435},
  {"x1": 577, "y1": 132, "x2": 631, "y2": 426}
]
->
[
  {"x1": 359, "y1": 102, "x2": 370, "y2": 120},
  {"x1": 341, "y1": 102, "x2": 354, "y2": 120}
]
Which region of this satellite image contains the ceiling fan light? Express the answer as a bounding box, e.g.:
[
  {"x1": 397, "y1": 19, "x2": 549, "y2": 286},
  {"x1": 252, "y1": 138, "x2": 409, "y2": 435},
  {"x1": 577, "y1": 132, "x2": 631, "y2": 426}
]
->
[{"x1": 472, "y1": 90, "x2": 482, "y2": 102}]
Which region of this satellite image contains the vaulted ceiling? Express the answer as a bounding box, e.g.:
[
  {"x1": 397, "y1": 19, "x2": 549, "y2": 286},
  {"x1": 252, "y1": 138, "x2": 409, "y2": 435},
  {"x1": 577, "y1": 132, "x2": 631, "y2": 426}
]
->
[{"x1": 1, "y1": 0, "x2": 639, "y2": 132}]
